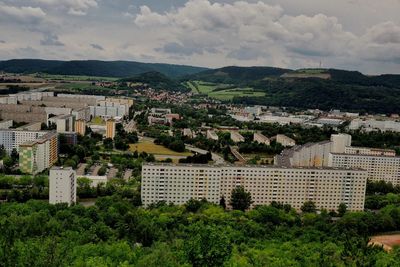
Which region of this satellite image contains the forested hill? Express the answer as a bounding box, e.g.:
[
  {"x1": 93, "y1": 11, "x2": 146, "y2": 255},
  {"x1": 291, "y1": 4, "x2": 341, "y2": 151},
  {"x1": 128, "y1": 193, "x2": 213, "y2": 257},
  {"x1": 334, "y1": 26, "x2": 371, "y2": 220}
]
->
[
  {"x1": 120, "y1": 71, "x2": 187, "y2": 91},
  {"x1": 183, "y1": 66, "x2": 292, "y2": 84},
  {"x1": 0, "y1": 59, "x2": 208, "y2": 78}
]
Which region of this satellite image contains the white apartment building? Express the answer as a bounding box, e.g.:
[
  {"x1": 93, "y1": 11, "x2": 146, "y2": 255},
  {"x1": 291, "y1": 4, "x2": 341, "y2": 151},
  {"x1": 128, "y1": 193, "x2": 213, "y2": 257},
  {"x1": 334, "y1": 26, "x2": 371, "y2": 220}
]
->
[
  {"x1": 141, "y1": 163, "x2": 367, "y2": 211},
  {"x1": 349, "y1": 119, "x2": 400, "y2": 132},
  {"x1": 253, "y1": 132, "x2": 270, "y2": 145},
  {"x1": 230, "y1": 131, "x2": 245, "y2": 143},
  {"x1": 276, "y1": 133, "x2": 400, "y2": 185},
  {"x1": 207, "y1": 130, "x2": 219, "y2": 141},
  {"x1": 0, "y1": 129, "x2": 47, "y2": 153},
  {"x1": 275, "y1": 134, "x2": 296, "y2": 147},
  {"x1": 49, "y1": 167, "x2": 77, "y2": 206}
]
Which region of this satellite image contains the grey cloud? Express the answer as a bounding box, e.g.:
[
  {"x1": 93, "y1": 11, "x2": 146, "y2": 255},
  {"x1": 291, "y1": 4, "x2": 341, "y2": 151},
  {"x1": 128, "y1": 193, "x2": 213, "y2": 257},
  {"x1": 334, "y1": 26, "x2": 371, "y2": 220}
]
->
[
  {"x1": 0, "y1": 3, "x2": 46, "y2": 23},
  {"x1": 0, "y1": 40, "x2": 5, "y2": 44},
  {"x1": 227, "y1": 47, "x2": 264, "y2": 60},
  {"x1": 90, "y1": 43, "x2": 104, "y2": 50},
  {"x1": 364, "y1": 22, "x2": 400, "y2": 44},
  {"x1": 156, "y1": 42, "x2": 204, "y2": 56},
  {"x1": 40, "y1": 33, "x2": 64, "y2": 46}
]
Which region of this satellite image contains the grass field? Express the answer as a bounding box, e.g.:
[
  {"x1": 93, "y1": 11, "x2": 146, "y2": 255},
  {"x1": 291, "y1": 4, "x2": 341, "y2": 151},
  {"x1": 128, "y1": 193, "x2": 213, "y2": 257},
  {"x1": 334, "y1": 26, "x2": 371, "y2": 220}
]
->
[
  {"x1": 186, "y1": 80, "x2": 265, "y2": 100},
  {"x1": 36, "y1": 74, "x2": 118, "y2": 82},
  {"x1": 55, "y1": 82, "x2": 106, "y2": 91},
  {"x1": 129, "y1": 141, "x2": 192, "y2": 156}
]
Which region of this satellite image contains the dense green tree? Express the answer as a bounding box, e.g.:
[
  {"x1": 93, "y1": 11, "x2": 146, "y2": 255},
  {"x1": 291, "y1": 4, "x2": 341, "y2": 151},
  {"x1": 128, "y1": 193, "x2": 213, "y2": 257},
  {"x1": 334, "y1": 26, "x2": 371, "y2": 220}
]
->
[
  {"x1": 301, "y1": 201, "x2": 317, "y2": 213},
  {"x1": 230, "y1": 186, "x2": 253, "y2": 211}
]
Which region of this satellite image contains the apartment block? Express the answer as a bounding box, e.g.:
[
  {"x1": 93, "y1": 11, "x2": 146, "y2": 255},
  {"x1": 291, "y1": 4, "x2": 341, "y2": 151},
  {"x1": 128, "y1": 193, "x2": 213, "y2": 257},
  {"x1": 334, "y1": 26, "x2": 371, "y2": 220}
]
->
[
  {"x1": 253, "y1": 132, "x2": 270, "y2": 145},
  {"x1": 274, "y1": 134, "x2": 296, "y2": 147},
  {"x1": 141, "y1": 163, "x2": 367, "y2": 211},
  {"x1": 74, "y1": 119, "x2": 86, "y2": 136},
  {"x1": 276, "y1": 133, "x2": 400, "y2": 185},
  {"x1": 206, "y1": 130, "x2": 219, "y2": 141},
  {"x1": 106, "y1": 119, "x2": 116, "y2": 139},
  {"x1": 19, "y1": 132, "x2": 58, "y2": 174},
  {"x1": 230, "y1": 131, "x2": 245, "y2": 143},
  {"x1": 49, "y1": 166, "x2": 76, "y2": 206},
  {"x1": 0, "y1": 129, "x2": 48, "y2": 153}
]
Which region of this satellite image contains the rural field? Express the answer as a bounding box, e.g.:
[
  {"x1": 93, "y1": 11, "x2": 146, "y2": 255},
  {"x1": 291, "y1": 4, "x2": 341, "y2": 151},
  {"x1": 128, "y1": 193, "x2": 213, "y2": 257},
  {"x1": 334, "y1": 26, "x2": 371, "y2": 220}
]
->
[
  {"x1": 186, "y1": 80, "x2": 265, "y2": 100},
  {"x1": 129, "y1": 141, "x2": 192, "y2": 157}
]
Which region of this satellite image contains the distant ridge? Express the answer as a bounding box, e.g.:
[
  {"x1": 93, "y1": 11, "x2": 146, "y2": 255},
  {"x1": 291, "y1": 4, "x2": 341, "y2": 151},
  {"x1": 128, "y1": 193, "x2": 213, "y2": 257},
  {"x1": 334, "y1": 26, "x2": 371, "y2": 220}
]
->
[{"x1": 0, "y1": 59, "x2": 209, "y2": 78}]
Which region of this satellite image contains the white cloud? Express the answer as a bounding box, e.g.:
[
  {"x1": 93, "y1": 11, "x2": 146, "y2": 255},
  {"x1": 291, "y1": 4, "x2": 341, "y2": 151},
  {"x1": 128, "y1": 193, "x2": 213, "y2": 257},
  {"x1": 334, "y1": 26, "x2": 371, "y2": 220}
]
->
[
  {"x1": 34, "y1": 0, "x2": 98, "y2": 15},
  {"x1": 0, "y1": 3, "x2": 46, "y2": 23}
]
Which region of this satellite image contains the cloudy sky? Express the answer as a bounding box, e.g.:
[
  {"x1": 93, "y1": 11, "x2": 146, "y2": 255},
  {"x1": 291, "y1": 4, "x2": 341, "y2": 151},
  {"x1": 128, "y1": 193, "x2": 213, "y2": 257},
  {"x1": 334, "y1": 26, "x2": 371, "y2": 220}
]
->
[{"x1": 0, "y1": 0, "x2": 399, "y2": 74}]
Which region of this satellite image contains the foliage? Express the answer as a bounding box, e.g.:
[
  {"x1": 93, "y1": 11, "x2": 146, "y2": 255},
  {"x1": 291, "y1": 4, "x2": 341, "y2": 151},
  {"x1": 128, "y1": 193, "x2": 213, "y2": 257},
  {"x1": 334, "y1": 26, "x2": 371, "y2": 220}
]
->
[{"x1": 230, "y1": 186, "x2": 253, "y2": 211}]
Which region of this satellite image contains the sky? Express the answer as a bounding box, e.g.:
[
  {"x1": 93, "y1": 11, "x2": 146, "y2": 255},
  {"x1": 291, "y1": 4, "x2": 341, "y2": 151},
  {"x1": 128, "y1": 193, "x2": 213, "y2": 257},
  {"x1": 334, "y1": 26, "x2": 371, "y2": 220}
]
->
[{"x1": 0, "y1": 0, "x2": 399, "y2": 74}]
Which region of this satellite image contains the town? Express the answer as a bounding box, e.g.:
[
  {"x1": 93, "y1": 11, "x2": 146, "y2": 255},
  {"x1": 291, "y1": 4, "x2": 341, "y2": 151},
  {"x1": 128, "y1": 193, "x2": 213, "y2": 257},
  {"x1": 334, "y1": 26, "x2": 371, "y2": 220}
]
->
[{"x1": 1, "y1": 0, "x2": 400, "y2": 264}]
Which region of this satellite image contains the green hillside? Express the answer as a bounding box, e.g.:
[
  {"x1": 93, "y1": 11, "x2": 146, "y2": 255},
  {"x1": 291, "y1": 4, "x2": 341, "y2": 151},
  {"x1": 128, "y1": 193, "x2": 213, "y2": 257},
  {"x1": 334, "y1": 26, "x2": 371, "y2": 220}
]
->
[
  {"x1": 0, "y1": 59, "x2": 208, "y2": 78},
  {"x1": 120, "y1": 71, "x2": 187, "y2": 92},
  {"x1": 183, "y1": 66, "x2": 291, "y2": 84}
]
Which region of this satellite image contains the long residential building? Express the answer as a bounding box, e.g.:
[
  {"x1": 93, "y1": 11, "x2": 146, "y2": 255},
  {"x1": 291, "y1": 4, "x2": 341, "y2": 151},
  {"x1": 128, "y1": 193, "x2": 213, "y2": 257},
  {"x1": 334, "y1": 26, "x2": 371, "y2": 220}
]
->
[
  {"x1": 141, "y1": 163, "x2": 367, "y2": 211},
  {"x1": 275, "y1": 133, "x2": 400, "y2": 185},
  {"x1": 0, "y1": 129, "x2": 50, "y2": 153}
]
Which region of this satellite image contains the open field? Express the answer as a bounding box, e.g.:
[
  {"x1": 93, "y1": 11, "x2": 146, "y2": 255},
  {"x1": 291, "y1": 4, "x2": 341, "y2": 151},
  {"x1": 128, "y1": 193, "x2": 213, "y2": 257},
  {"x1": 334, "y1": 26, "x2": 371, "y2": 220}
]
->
[
  {"x1": 35, "y1": 74, "x2": 118, "y2": 82},
  {"x1": 187, "y1": 80, "x2": 265, "y2": 100},
  {"x1": 369, "y1": 234, "x2": 400, "y2": 251},
  {"x1": 55, "y1": 82, "x2": 105, "y2": 91},
  {"x1": 129, "y1": 141, "x2": 192, "y2": 156}
]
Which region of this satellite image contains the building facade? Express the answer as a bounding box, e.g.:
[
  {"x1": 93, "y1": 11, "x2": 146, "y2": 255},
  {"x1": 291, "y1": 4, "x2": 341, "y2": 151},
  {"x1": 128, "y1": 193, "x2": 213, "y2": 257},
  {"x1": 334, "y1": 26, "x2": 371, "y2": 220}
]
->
[
  {"x1": 275, "y1": 134, "x2": 400, "y2": 185},
  {"x1": 49, "y1": 167, "x2": 76, "y2": 206},
  {"x1": 74, "y1": 119, "x2": 86, "y2": 136},
  {"x1": 141, "y1": 163, "x2": 367, "y2": 211},
  {"x1": 19, "y1": 132, "x2": 58, "y2": 174},
  {"x1": 106, "y1": 119, "x2": 116, "y2": 139}
]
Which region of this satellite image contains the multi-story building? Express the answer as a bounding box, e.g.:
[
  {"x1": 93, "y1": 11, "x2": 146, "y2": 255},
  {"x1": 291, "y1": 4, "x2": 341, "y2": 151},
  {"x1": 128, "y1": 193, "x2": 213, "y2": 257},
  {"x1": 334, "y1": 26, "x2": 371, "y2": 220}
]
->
[
  {"x1": 141, "y1": 163, "x2": 367, "y2": 211},
  {"x1": 19, "y1": 132, "x2": 58, "y2": 174},
  {"x1": 49, "y1": 166, "x2": 76, "y2": 206},
  {"x1": 253, "y1": 132, "x2": 270, "y2": 145},
  {"x1": 349, "y1": 119, "x2": 400, "y2": 133},
  {"x1": 230, "y1": 131, "x2": 245, "y2": 143},
  {"x1": 206, "y1": 130, "x2": 219, "y2": 141},
  {"x1": 0, "y1": 129, "x2": 49, "y2": 153},
  {"x1": 274, "y1": 134, "x2": 296, "y2": 147},
  {"x1": 74, "y1": 119, "x2": 86, "y2": 136},
  {"x1": 106, "y1": 119, "x2": 116, "y2": 139},
  {"x1": 276, "y1": 133, "x2": 400, "y2": 185}
]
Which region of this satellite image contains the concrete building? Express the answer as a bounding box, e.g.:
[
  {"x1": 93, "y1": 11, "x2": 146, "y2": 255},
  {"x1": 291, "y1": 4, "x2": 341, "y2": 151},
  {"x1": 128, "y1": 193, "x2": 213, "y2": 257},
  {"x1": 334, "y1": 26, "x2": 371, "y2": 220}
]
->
[
  {"x1": 74, "y1": 119, "x2": 86, "y2": 136},
  {"x1": 0, "y1": 129, "x2": 49, "y2": 153},
  {"x1": 72, "y1": 107, "x2": 91, "y2": 122},
  {"x1": 17, "y1": 122, "x2": 42, "y2": 131},
  {"x1": 142, "y1": 163, "x2": 367, "y2": 211},
  {"x1": 19, "y1": 132, "x2": 58, "y2": 174},
  {"x1": 230, "y1": 131, "x2": 245, "y2": 143},
  {"x1": 276, "y1": 133, "x2": 400, "y2": 185},
  {"x1": 55, "y1": 114, "x2": 75, "y2": 133},
  {"x1": 274, "y1": 134, "x2": 296, "y2": 147},
  {"x1": 106, "y1": 119, "x2": 116, "y2": 139},
  {"x1": 49, "y1": 166, "x2": 77, "y2": 206},
  {"x1": 183, "y1": 128, "x2": 195, "y2": 138},
  {"x1": 0, "y1": 120, "x2": 13, "y2": 129},
  {"x1": 253, "y1": 132, "x2": 270, "y2": 145},
  {"x1": 206, "y1": 130, "x2": 219, "y2": 141},
  {"x1": 349, "y1": 119, "x2": 400, "y2": 133}
]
